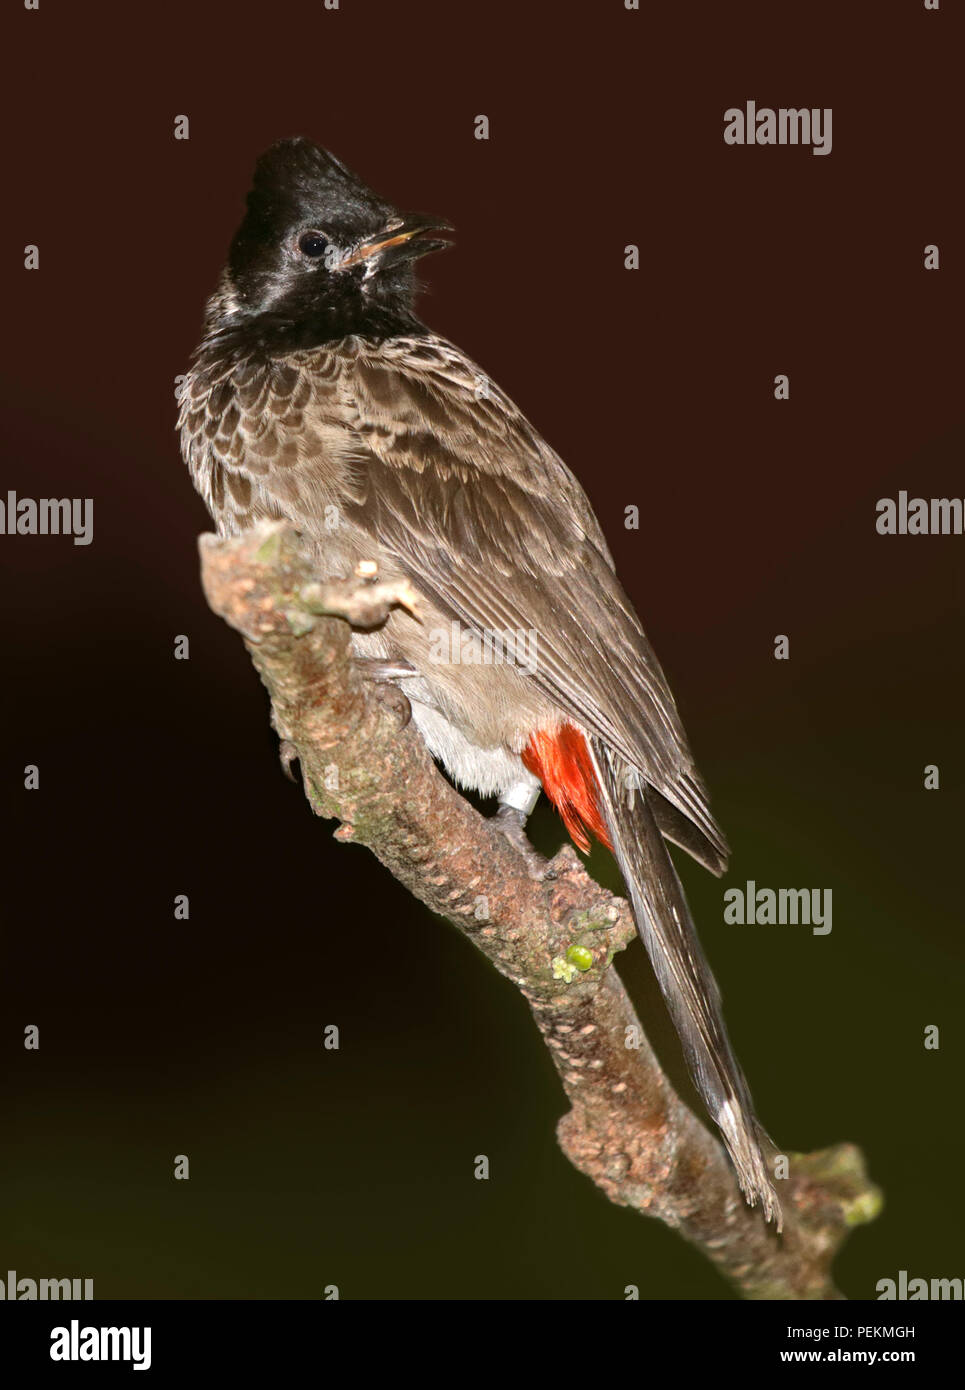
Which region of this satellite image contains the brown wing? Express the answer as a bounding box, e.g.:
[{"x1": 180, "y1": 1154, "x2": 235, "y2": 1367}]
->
[
  {"x1": 329, "y1": 336, "x2": 728, "y2": 871},
  {"x1": 181, "y1": 330, "x2": 727, "y2": 870}
]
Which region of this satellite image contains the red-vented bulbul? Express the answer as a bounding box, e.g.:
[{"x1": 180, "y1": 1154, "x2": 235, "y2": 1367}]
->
[{"x1": 180, "y1": 138, "x2": 779, "y2": 1225}]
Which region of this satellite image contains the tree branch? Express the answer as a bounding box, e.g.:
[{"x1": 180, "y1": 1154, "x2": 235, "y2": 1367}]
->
[{"x1": 199, "y1": 521, "x2": 881, "y2": 1300}]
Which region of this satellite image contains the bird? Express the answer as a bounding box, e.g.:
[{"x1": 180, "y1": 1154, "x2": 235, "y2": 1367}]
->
[{"x1": 179, "y1": 137, "x2": 780, "y2": 1226}]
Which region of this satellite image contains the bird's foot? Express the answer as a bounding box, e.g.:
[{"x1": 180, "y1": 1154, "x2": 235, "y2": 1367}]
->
[
  {"x1": 278, "y1": 739, "x2": 300, "y2": 782},
  {"x1": 493, "y1": 804, "x2": 555, "y2": 881},
  {"x1": 354, "y1": 656, "x2": 417, "y2": 728}
]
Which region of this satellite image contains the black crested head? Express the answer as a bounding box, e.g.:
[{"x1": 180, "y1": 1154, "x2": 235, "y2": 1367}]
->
[{"x1": 219, "y1": 137, "x2": 452, "y2": 347}]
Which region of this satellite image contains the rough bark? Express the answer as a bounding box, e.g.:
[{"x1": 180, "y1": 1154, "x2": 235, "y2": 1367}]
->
[{"x1": 199, "y1": 520, "x2": 881, "y2": 1300}]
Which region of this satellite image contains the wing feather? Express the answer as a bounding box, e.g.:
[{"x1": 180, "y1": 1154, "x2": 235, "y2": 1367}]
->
[
  {"x1": 329, "y1": 336, "x2": 728, "y2": 870},
  {"x1": 184, "y1": 331, "x2": 727, "y2": 869}
]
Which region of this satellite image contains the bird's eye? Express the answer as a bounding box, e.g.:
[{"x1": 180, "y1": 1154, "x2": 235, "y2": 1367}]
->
[{"x1": 297, "y1": 230, "x2": 330, "y2": 259}]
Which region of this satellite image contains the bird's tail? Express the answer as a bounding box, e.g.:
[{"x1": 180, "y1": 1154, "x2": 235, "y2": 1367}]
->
[{"x1": 586, "y1": 738, "x2": 781, "y2": 1227}]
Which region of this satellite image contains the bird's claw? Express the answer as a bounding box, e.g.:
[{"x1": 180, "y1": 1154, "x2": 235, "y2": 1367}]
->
[
  {"x1": 354, "y1": 656, "x2": 415, "y2": 728},
  {"x1": 279, "y1": 739, "x2": 300, "y2": 781},
  {"x1": 369, "y1": 681, "x2": 412, "y2": 729},
  {"x1": 494, "y1": 804, "x2": 555, "y2": 881}
]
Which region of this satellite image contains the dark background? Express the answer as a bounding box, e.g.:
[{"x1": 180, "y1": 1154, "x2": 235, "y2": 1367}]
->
[{"x1": 1, "y1": 0, "x2": 961, "y2": 1299}]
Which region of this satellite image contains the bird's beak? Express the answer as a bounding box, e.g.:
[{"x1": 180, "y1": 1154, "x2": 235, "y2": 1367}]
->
[{"x1": 338, "y1": 213, "x2": 454, "y2": 271}]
